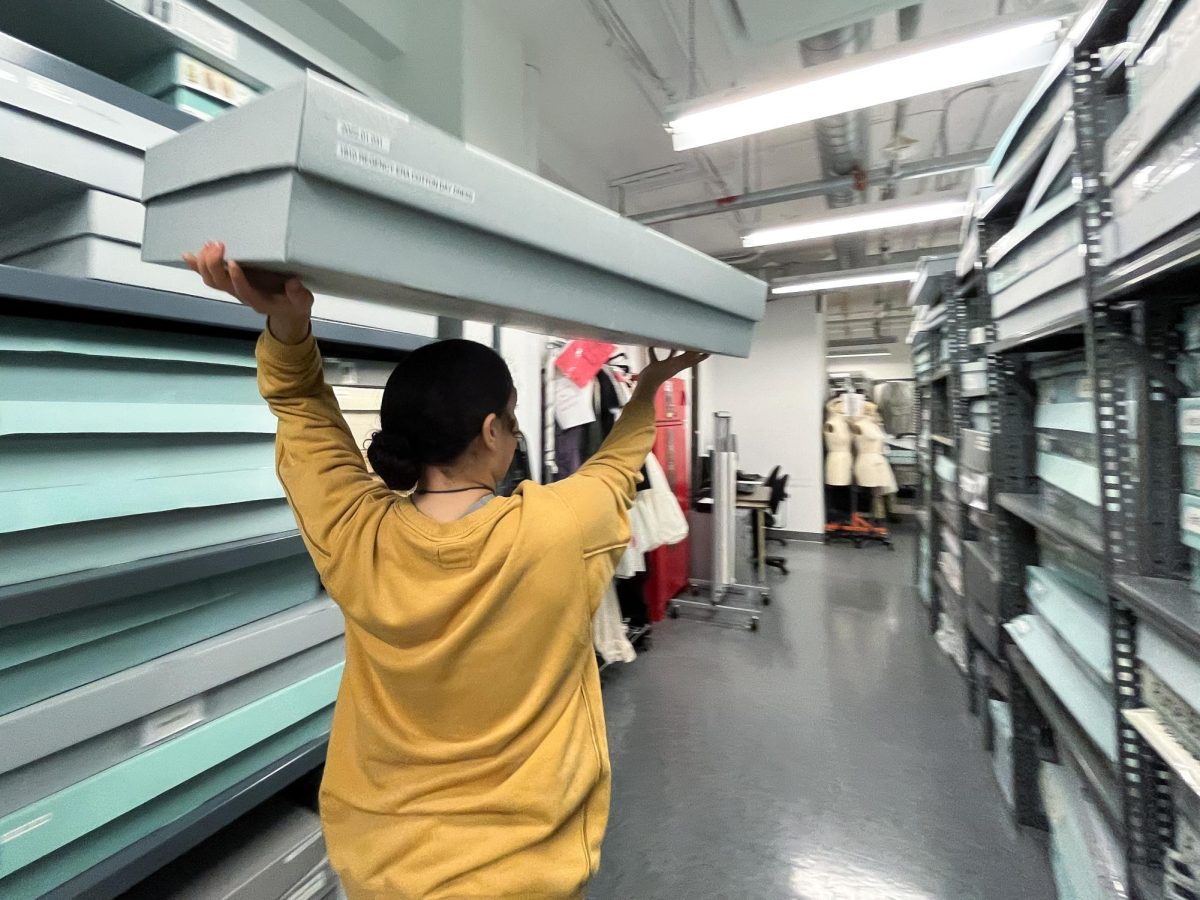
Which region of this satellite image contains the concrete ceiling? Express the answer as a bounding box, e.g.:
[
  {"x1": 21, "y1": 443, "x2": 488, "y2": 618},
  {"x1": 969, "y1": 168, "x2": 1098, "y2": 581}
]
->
[{"x1": 511, "y1": 0, "x2": 1060, "y2": 308}]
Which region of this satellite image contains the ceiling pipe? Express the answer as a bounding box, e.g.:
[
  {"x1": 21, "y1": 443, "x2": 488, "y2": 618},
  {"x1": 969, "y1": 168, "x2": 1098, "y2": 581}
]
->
[
  {"x1": 799, "y1": 22, "x2": 874, "y2": 268},
  {"x1": 630, "y1": 148, "x2": 988, "y2": 225},
  {"x1": 880, "y1": 5, "x2": 923, "y2": 205}
]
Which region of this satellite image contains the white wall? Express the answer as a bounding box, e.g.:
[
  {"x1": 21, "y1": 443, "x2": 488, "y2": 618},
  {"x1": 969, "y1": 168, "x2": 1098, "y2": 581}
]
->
[
  {"x1": 827, "y1": 341, "x2": 914, "y2": 383},
  {"x1": 698, "y1": 298, "x2": 826, "y2": 535}
]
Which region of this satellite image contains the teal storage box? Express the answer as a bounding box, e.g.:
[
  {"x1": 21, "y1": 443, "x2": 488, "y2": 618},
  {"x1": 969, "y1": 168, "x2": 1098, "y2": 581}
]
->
[
  {"x1": 1038, "y1": 531, "x2": 1105, "y2": 600},
  {"x1": 156, "y1": 86, "x2": 233, "y2": 120},
  {"x1": 1184, "y1": 445, "x2": 1200, "y2": 495},
  {"x1": 126, "y1": 52, "x2": 255, "y2": 107},
  {"x1": 1005, "y1": 614, "x2": 1117, "y2": 761},
  {"x1": 990, "y1": 699, "x2": 1014, "y2": 809},
  {"x1": 1026, "y1": 566, "x2": 1111, "y2": 683},
  {"x1": 0, "y1": 555, "x2": 320, "y2": 716},
  {"x1": 0, "y1": 712, "x2": 333, "y2": 898},
  {"x1": 1181, "y1": 397, "x2": 1200, "y2": 446},
  {"x1": 1039, "y1": 762, "x2": 1126, "y2": 900},
  {"x1": 1182, "y1": 492, "x2": 1200, "y2": 551},
  {"x1": 971, "y1": 399, "x2": 990, "y2": 432}
]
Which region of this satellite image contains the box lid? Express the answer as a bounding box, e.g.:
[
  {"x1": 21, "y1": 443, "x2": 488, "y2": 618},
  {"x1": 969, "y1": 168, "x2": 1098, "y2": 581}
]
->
[{"x1": 142, "y1": 73, "x2": 767, "y2": 325}]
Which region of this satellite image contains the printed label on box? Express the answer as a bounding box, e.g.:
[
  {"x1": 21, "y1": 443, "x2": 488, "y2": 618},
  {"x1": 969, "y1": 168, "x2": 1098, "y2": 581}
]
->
[
  {"x1": 338, "y1": 120, "x2": 392, "y2": 153},
  {"x1": 335, "y1": 143, "x2": 476, "y2": 204},
  {"x1": 1183, "y1": 409, "x2": 1200, "y2": 434},
  {"x1": 1184, "y1": 505, "x2": 1200, "y2": 536},
  {"x1": 162, "y1": 1, "x2": 239, "y2": 61},
  {"x1": 139, "y1": 697, "x2": 206, "y2": 747}
]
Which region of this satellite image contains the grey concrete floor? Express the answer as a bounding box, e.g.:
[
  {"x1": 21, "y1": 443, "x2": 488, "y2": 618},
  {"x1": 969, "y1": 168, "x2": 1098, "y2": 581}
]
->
[{"x1": 592, "y1": 529, "x2": 1054, "y2": 900}]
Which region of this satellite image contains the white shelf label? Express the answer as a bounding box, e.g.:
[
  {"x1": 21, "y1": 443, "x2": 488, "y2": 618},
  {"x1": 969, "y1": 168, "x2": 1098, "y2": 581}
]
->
[
  {"x1": 139, "y1": 697, "x2": 206, "y2": 747},
  {"x1": 1182, "y1": 408, "x2": 1200, "y2": 434}
]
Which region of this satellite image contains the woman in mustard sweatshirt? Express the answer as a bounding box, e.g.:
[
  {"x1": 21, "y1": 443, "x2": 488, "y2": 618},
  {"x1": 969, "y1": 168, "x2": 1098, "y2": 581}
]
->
[{"x1": 186, "y1": 243, "x2": 705, "y2": 899}]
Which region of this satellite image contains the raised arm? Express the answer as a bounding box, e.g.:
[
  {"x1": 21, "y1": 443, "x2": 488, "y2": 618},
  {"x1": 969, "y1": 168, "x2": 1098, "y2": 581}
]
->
[
  {"x1": 187, "y1": 243, "x2": 395, "y2": 606},
  {"x1": 550, "y1": 349, "x2": 707, "y2": 557}
]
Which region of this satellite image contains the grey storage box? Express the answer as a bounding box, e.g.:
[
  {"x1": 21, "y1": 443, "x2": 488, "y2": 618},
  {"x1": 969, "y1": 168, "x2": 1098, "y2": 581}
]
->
[
  {"x1": 964, "y1": 539, "x2": 1002, "y2": 657},
  {"x1": 0, "y1": 598, "x2": 343, "y2": 816},
  {"x1": 142, "y1": 73, "x2": 766, "y2": 356},
  {"x1": 960, "y1": 361, "x2": 988, "y2": 398},
  {"x1": 2, "y1": 190, "x2": 437, "y2": 336},
  {"x1": 0, "y1": 34, "x2": 185, "y2": 202},
  {"x1": 122, "y1": 797, "x2": 328, "y2": 900}
]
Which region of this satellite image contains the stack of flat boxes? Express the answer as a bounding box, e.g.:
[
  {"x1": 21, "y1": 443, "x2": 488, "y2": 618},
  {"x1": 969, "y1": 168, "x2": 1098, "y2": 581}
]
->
[{"x1": 1033, "y1": 358, "x2": 1102, "y2": 538}]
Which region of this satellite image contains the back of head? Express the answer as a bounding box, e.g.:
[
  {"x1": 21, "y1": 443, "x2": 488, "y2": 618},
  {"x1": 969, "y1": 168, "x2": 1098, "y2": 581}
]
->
[{"x1": 367, "y1": 339, "x2": 514, "y2": 491}]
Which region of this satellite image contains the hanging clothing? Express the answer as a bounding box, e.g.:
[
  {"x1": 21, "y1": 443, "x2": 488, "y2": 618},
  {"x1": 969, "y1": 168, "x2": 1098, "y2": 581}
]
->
[
  {"x1": 554, "y1": 424, "x2": 586, "y2": 480},
  {"x1": 824, "y1": 414, "x2": 853, "y2": 486},
  {"x1": 593, "y1": 583, "x2": 637, "y2": 664},
  {"x1": 555, "y1": 372, "x2": 597, "y2": 430},
  {"x1": 853, "y1": 417, "x2": 899, "y2": 494}
]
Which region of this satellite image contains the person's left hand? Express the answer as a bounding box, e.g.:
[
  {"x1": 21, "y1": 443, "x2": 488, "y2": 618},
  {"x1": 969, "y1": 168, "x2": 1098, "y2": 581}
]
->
[
  {"x1": 184, "y1": 241, "x2": 313, "y2": 343},
  {"x1": 637, "y1": 348, "x2": 710, "y2": 391}
]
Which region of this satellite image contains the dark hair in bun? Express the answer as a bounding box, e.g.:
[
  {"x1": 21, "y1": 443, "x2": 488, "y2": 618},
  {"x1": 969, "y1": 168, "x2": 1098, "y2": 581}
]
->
[{"x1": 367, "y1": 339, "x2": 514, "y2": 491}]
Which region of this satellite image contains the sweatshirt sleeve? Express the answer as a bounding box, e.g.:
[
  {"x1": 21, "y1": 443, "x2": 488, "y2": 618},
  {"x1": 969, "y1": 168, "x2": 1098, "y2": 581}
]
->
[
  {"x1": 548, "y1": 388, "x2": 658, "y2": 557},
  {"x1": 256, "y1": 327, "x2": 396, "y2": 603}
]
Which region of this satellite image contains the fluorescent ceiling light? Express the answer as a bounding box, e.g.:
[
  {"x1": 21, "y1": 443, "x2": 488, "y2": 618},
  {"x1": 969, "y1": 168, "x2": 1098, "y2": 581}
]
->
[
  {"x1": 745, "y1": 198, "x2": 966, "y2": 249},
  {"x1": 667, "y1": 14, "x2": 1064, "y2": 150},
  {"x1": 773, "y1": 269, "x2": 917, "y2": 295},
  {"x1": 826, "y1": 351, "x2": 892, "y2": 359}
]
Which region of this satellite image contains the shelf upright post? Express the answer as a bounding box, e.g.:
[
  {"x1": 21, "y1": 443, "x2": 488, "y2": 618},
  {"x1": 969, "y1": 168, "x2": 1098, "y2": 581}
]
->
[
  {"x1": 983, "y1": 210, "x2": 1041, "y2": 825},
  {"x1": 1069, "y1": 35, "x2": 1174, "y2": 887}
]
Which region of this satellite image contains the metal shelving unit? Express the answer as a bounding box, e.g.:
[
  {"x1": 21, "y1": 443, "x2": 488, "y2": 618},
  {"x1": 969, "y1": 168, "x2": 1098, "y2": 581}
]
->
[{"x1": 962, "y1": 1, "x2": 1200, "y2": 894}]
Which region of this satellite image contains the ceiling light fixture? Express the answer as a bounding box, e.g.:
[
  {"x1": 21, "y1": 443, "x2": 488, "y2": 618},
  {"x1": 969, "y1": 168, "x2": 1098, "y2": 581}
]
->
[
  {"x1": 826, "y1": 351, "x2": 892, "y2": 359},
  {"x1": 744, "y1": 198, "x2": 967, "y2": 249},
  {"x1": 666, "y1": 14, "x2": 1065, "y2": 150},
  {"x1": 773, "y1": 269, "x2": 918, "y2": 295}
]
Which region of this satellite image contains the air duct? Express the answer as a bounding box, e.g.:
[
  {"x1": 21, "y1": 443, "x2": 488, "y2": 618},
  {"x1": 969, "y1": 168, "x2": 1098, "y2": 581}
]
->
[{"x1": 798, "y1": 22, "x2": 874, "y2": 268}]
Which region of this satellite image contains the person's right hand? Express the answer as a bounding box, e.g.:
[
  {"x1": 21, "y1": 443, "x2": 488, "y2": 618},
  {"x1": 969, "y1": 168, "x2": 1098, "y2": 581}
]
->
[
  {"x1": 184, "y1": 241, "x2": 314, "y2": 344},
  {"x1": 636, "y1": 347, "x2": 710, "y2": 391}
]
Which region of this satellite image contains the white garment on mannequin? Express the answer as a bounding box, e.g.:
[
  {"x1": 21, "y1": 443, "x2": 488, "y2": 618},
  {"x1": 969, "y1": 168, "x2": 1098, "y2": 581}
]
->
[
  {"x1": 824, "y1": 414, "x2": 853, "y2": 486},
  {"x1": 826, "y1": 394, "x2": 880, "y2": 421},
  {"x1": 852, "y1": 417, "x2": 899, "y2": 494}
]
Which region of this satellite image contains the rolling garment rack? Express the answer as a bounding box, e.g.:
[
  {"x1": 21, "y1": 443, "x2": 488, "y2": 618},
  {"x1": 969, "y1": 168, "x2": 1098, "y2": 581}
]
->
[{"x1": 670, "y1": 412, "x2": 765, "y2": 631}]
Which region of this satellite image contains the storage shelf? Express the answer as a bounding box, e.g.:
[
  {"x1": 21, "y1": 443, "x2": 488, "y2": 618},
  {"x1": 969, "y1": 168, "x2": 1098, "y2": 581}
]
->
[
  {"x1": 915, "y1": 509, "x2": 930, "y2": 532},
  {"x1": 0, "y1": 31, "x2": 194, "y2": 132},
  {"x1": 1124, "y1": 706, "x2": 1200, "y2": 865},
  {"x1": 1008, "y1": 643, "x2": 1123, "y2": 830},
  {"x1": 988, "y1": 310, "x2": 1087, "y2": 354},
  {"x1": 45, "y1": 737, "x2": 329, "y2": 900},
  {"x1": 996, "y1": 492, "x2": 1104, "y2": 557},
  {"x1": 979, "y1": 82, "x2": 1071, "y2": 223},
  {"x1": 0, "y1": 0, "x2": 377, "y2": 100},
  {"x1": 0, "y1": 265, "x2": 432, "y2": 357},
  {"x1": 935, "y1": 569, "x2": 963, "y2": 605},
  {"x1": 1114, "y1": 575, "x2": 1200, "y2": 657},
  {"x1": 935, "y1": 498, "x2": 961, "y2": 534},
  {"x1": 932, "y1": 433, "x2": 955, "y2": 447},
  {"x1": 924, "y1": 366, "x2": 952, "y2": 385},
  {"x1": 0, "y1": 530, "x2": 306, "y2": 630},
  {"x1": 1099, "y1": 221, "x2": 1200, "y2": 302}
]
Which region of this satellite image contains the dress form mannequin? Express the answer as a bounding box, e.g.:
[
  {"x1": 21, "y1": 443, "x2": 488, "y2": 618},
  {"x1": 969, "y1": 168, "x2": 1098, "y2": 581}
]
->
[
  {"x1": 824, "y1": 413, "x2": 853, "y2": 486},
  {"x1": 826, "y1": 394, "x2": 880, "y2": 421},
  {"x1": 851, "y1": 417, "x2": 898, "y2": 495}
]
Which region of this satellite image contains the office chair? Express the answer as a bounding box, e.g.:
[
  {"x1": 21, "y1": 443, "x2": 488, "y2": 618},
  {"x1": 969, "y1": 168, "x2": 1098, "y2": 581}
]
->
[{"x1": 764, "y1": 474, "x2": 789, "y2": 575}]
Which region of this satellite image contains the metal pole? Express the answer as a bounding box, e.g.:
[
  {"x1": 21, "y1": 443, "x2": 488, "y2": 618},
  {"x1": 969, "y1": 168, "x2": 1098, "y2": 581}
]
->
[{"x1": 630, "y1": 149, "x2": 990, "y2": 226}]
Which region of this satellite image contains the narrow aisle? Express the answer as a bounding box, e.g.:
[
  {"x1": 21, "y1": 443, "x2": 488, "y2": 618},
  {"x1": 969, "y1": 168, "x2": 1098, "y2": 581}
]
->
[{"x1": 592, "y1": 531, "x2": 1053, "y2": 900}]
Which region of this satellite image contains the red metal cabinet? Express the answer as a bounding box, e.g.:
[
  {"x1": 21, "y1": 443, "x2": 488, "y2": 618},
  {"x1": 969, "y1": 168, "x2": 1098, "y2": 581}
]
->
[{"x1": 646, "y1": 378, "x2": 690, "y2": 621}]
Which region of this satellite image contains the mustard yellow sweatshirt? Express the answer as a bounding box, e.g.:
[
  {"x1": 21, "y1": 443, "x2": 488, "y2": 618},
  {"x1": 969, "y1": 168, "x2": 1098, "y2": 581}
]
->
[{"x1": 256, "y1": 329, "x2": 657, "y2": 899}]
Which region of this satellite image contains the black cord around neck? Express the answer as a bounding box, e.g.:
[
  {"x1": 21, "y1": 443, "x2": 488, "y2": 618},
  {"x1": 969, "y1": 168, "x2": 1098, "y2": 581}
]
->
[{"x1": 415, "y1": 484, "x2": 494, "y2": 496}]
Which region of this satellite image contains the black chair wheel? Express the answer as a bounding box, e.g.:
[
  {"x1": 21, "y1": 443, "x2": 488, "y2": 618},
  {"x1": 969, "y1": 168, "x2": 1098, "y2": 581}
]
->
[
  {"x1": 761, "y1": 593, "x2": 771, "y2": 606},
  {"x1": 668, "y1": 604, "x2": 680, "y2": 619},
  {"x1": 748, "y1": 617, "x2": 760, "y2": 632}
]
